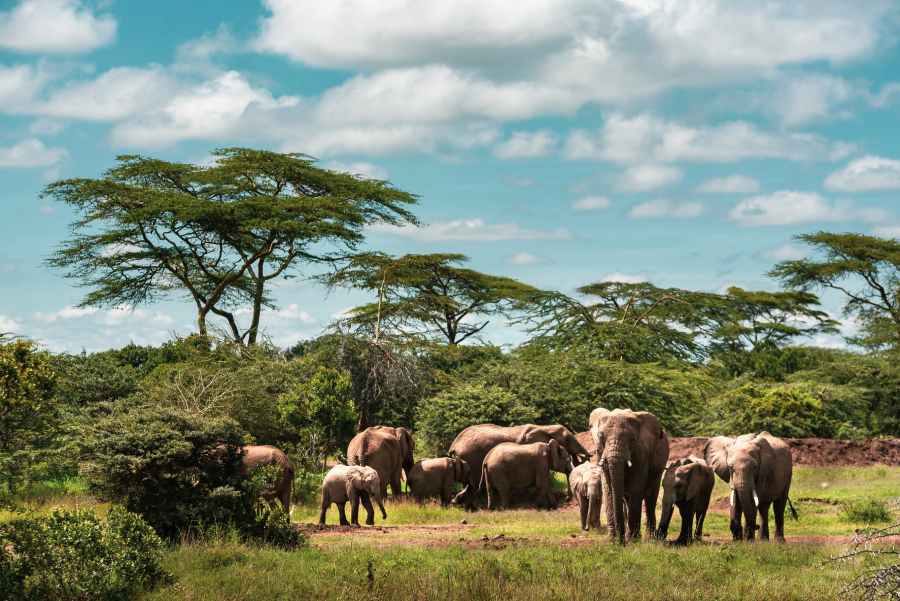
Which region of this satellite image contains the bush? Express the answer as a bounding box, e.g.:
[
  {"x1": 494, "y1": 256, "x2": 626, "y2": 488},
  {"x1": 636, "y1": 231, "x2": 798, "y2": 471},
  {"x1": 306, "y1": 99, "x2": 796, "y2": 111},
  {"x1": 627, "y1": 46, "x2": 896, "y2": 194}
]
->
[
  {"x1": 417, "y1": 382, "x2": 540, "y2": 454},
  {"x1": 0, "y1": 506, "x2": 168, "y2": 601},
  {"x1": 840, "y1": 499, "x2": 892, "y2": 523}
]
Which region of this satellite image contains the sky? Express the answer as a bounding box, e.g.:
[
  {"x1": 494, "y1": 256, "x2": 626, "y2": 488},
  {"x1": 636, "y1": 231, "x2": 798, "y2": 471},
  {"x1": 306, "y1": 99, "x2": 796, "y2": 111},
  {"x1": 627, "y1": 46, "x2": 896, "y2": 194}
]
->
[{"x1": 1, "y1": 0, "x2": 900, "y2": 352}]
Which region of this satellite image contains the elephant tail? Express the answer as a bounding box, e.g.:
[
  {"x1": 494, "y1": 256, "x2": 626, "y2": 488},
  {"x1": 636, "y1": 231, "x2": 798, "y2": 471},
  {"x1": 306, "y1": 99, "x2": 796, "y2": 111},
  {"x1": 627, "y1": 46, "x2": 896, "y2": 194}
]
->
[
  {"x1": 478, "y1": 462, "x2": 488, "y2": 494},
  {"x1": 787, "y1": 496, "x2": 799, "y2": 521}
]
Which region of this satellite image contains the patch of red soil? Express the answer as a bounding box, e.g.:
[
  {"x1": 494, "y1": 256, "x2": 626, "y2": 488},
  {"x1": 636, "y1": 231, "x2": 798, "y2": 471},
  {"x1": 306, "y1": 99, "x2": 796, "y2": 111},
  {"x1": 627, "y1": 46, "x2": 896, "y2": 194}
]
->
[{"x1": 669, "y1": 437, "x2": 900, "y2": 467}]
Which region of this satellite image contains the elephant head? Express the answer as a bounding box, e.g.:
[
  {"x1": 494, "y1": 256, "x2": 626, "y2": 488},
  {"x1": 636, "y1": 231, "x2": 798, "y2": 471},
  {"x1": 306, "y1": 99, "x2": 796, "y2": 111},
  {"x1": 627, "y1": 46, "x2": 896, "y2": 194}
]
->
[
  {"x1": 452, "y1": 457, "x2": 471, "y2": 484},
  {"x1": 704, "y1": 434, "x2": 775, "y2": 541},
  {"x1": 656, "y1": 458, "x2": 704, "y2": 540},
  {"x1": 396, "y1": 427, "x2": 415, "y2": 472},
  {"x1": 350, "y1": 467, "x2": 387, "y2": 520},
  {"x1": 547, "y1": 439, "x2": 573, "y2": 475},
  {"x1": 517, "y1": 424, "x2": 589, "y2": 465}
]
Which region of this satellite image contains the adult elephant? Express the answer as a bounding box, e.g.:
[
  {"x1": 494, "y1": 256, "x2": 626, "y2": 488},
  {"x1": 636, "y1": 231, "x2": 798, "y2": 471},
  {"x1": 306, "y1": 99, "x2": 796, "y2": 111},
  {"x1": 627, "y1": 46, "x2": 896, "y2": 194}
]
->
[
  {"x1": 480, "y1": 440, "x2": 572, "y2": 509},
  {"x1": 704, "y1": 432, "x2": 794, "y2": 542},
  {"x1": 590, "y1": 408, "x2": 669, "y2": 543},
  {"x1": 448, "y1": 424, "x2": 589, "y2": 507},
  {"x1": 347, "y1": 426, "x2": 414, "y2": 499},
  {"x1": 239, "y1": 445, "x2": 294, "y2": 514},
  {"x1": 575, "y1": 431, "x2": 596, "y2": 458}
]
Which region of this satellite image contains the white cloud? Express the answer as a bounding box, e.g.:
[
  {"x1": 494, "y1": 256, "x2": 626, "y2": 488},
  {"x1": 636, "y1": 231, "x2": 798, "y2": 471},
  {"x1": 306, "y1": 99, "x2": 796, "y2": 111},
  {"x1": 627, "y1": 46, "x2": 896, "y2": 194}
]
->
[
  {"x1": 825, "y1": 155, "x2": 900, "y2": 192},
  {"x1": 618, "y1": 164, "x2": 682, "y2": 192},
  {"x1": 572, "y1": 196, "x2": 611, "y2": 211},
  {"x1": 0, "y1": 0, "x2": 116, "y2": 54},
  {"x1": 0, "y1": 315, "x2": 22, "y2": 333},
  {"x1": 322, "y1": 161, "x2": 389, "y2": 180},
  {"x1": 765, "y1": 243, "x2": 808, "y2": 261},
  {"x1": 873, "y1": 225, "x2": 900, "y2": 239},
  {"x1": 0, "y1": 138, "x2": 67, "y2": 167},
  {"x1": 771, "y1": 73, "x2": 854, "y2": 126},
  {"x1": 628, "y1": 199, "x2": 704, "y2": 219},
  {"x1": 697, "y1": 175, "x2": 760, "y2": 194},
  {"x1": 238, "y1": 303, "x2": 315, "y2": 323},
  {"x1": 493, "y1": 130, "x2": 557, "y2": 159},
  {"x1": 508, "y1": 252, "x2": 541, "y2": 266},
  {"x1": 0, "y1": 63, "x2": 48, "y2": 109},
  {"x1": 29, "y1": 118, "x2": 64, "y2": 135},
  {"x1": 728, "y1": 191, "x2": 888, "y2": 227},
  {"x1": 33, "y1": 306, "x2": 98, "y2": 322},
  {"x1": 600, "y1": 272, "x2": 647, "y2": 284},
  {"x1": 370, "y1": 218, "x2": 571, "y2": 242}
]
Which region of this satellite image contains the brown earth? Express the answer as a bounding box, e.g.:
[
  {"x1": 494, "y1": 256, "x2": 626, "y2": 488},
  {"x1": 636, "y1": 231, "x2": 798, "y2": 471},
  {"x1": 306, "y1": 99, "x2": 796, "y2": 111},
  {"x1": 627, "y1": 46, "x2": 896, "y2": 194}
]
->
[{"x1": 669, "y1": 437, "x2": 900, "y2": 467}]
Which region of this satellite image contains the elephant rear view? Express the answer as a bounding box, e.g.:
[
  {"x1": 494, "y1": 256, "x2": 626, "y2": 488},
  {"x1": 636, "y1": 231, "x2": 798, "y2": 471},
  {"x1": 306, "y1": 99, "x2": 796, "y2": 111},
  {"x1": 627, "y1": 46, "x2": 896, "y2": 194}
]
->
[
  {"x1": 704, "y1": 432, "x2": 794, "y2": 542},
  {"x1": 656, "y1": 456, "x2": 714, "y2": 545},
  {"x1": 239, "y1": 445, "x2": 294, "y2": 514},
  {"x1": 347, "y1": 425, "x2": 414, "y2": 500},
  {"x1": 480, "y1": 440, "x2": 573, "y2": 509},
  {"x1": 407, "y1": 457, "x2": 470, "y2": 506}
]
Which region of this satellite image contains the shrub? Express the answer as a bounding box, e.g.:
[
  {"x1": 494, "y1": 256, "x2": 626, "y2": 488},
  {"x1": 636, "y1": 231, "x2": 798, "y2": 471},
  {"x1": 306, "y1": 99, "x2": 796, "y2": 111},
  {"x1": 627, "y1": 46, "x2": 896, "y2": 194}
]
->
[
  {"x1": 417, "y1": 382, "x2": 540, "y2": 454},
  {"x1": 840, "y1": 499, "x2": 892, "y2": 523},
  {"x1": 0, "y1": 506, "x2": 168, "y2": 601}
]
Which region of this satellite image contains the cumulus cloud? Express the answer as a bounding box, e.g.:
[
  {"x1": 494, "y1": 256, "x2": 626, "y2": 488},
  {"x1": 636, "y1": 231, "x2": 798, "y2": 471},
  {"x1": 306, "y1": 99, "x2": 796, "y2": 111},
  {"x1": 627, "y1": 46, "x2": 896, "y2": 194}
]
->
[
  {"x1": 0, "y1": 138, "x2": 67, "y2": 167},
  {"x1": 0, "y1": 63, "x2": 49, "y2": 109},
  {"x1": 572, "y1": 196, "x2": 611, "y2": 211},
  {"x1": 508, "y1": 252, "x2": 541, "y2": 266},
  {"x1": 0, "y1": 0, "x2": 116, "y2": 54},
  {"x1": 764, "y1": 243, "x2": 808, "y2": 261},
  {"x1": 600, "y1": 272, "x2": 647, "y2": 284},
  {"x1": 697, "y1": 175, "x2": 760, "y2": 194},
  {"x1": 618, "y1": 164, "x2": 682, "y2": 192},
  {"x1": 493, "y1": 130, "x2": 557, "y2": 159},
  {"x1": 370, "y1": 218, "x2": 571, "y2": 242},
  {"x1": 728, "y1": 191, "x2": 888, "y2": 226},
  {"x1": 825, "y1": 155, "x2": 900, "y2": 192},
  {"x1": 771, "y1": 73, "x2": 854, "y2": 126},
  {"x1": 33, "y1": 306, "x2": 97, "y2": 322},
  {"x1": 873, "y1": 225, "x2": 900, "y2": 239},
  {"x1": 628, "y1": 199, "x2": 704, "y2": 219},
  {"x1": 0, "y1": 315, "x2": 22, "y2": 333},
  {"x1": 322, "y1": 160, "x2": 389, "y2": 180}
]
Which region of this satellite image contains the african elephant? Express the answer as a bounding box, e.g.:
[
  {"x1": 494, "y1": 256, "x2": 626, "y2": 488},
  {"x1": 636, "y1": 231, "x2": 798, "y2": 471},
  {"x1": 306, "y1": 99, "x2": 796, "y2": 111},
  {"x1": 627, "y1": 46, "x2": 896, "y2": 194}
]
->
[
  {"x1": 575, "y1": 431, "x2": 596, "y2": 457},
  {"x1": 590, "y1": 407, "x2": 670, "y2": 543},
  {"x1": 319, "y1": 464, "x2": 387, "y2": 527},
  {"x1": 347, "y1": 425, "x2": 414, "y2": 500},
  {"x1": 704, "y1": 432, "x2": 794, "y2": 542},
  {"x1": 480, "y1": 440, "x2": 573, "y2": 509},
  {"x1": 407, "y1": 457, "x2": 470, "y2": 506},
  {"x1": 448, "y1": 424, "x2": 589, "y2": 507},
  {"x1": 656, "y1": 456, "x2": 714, "y2": 545},
  {"x1": 570, "y1": 461, "x2": 603, "y2": 531},
  {"x1": 239, "y1": 445, "x2": 294, "y2": 514}
]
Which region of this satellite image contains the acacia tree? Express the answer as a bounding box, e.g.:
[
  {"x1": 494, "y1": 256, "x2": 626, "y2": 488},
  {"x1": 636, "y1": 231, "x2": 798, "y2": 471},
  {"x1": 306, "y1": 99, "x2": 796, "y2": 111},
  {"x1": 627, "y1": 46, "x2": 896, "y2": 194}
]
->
[
  {"x1": 325, "y1": 253, "x2": 539, "y2": 345},
  {"x1": 770, "y1": 232, "x2": 900, "y2": 351},
  {"x1": 46, "y1": 149, "x2": 418, "y2": 344}
]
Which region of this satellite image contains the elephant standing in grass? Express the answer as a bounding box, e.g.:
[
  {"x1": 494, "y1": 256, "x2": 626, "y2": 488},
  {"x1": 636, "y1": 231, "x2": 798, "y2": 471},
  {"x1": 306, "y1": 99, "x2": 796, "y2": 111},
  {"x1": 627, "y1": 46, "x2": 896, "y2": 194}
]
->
[
  {"x1": 319, "y1": 465, "x2": 387, "y2": 527},
  {"x1": 570, "y1": 461, "x2": 603, "y2": 531},
  {"x1": 704, "y1": 432, "x2": 794, "y2": 542},
  {"x1": 656, "y1": 456, "x2": 714, "y2": 545},
  {"x1": 407, "y1": 457, "x2": 470, "y2": 506},
  {"x1": 449, "y1": 424, "x2": 589, "y2": 507},
  {"x1": 481, "y1": 440, "x2": 573, "y2": 509},
  {"x1": 347, "y1": 426, "x2": 414, "y2": 500},
  {"x1": 590, "y1": 408, "x2": 669, "y2": 543},
  {"x1": 239, "y1": 445, "x2": 294, "y2": 514}
]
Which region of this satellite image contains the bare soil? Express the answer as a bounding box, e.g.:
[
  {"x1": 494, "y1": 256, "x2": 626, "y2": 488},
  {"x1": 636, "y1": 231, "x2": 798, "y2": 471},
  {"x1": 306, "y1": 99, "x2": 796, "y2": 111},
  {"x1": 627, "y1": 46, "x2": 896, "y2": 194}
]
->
[{"x1": 669, "y1": 437, "x2": 900, "y2": 466}]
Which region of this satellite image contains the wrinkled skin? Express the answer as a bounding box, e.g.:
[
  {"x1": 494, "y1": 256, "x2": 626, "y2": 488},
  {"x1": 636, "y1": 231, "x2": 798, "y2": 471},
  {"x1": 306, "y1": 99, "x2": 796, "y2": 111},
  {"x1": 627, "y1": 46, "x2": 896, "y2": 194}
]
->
[
  {"x1": 449, "y1": 424, "x2": 589, "y2": 507},
  {"x1": 347, "y1": 426, "x2": 414, "y2": 500},
  {"x1": 319, "y1": 464, "x2": 387, "y2": 527},
  {"x1": 570, "y1": 461, "x2": 603, "y2": 531},
  {"x1": 239, "y1": 445, "x2": 294, "y2": 514},
  {"x1": 590, "y1": 408, "x2": 669, "y2": 544},
  {"x1": 575, "y1": 431, "x2": 596, "y2": 457},
  {"x1": 656, "y1": 456, "x2": 714, "y2": 545},
  {"x1": 704, "y1": 432, "x2": 793, "y2": 542},
  {"x1": 407, "y1": 457, "x2": 471, "y2": 506},
  {"x1": 480, "y1": 440, "x2": 573, "y2": 509}
]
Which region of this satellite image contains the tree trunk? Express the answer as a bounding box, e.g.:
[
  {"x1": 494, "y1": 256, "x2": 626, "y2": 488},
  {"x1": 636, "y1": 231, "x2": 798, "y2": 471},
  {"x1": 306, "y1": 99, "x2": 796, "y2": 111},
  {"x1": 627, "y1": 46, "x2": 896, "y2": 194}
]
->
[{"x1": 247, "y1": 258, "x2": 265, "y2": 346}]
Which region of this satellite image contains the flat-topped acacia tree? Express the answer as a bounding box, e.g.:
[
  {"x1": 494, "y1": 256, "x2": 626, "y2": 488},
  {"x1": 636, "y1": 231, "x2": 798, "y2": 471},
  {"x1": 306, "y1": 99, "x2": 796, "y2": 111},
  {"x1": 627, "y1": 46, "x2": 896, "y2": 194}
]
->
[{"x1": 45, "y1": 148, "x2": 418, "y2": 344}]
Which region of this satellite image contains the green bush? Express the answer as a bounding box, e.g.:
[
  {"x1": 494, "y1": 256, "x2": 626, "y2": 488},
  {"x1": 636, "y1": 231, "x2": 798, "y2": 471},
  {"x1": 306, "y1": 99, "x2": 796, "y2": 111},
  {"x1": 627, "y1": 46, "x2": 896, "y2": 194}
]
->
[
  {"x1": 416, "y1": 382, "x2": 540, "y2": 454},
  {"x1": 0, "y1": 506, "x2": 168, "y2": 601},
  {"x1": 840, "y1": 499, "x2": 892, "y2": 523}
]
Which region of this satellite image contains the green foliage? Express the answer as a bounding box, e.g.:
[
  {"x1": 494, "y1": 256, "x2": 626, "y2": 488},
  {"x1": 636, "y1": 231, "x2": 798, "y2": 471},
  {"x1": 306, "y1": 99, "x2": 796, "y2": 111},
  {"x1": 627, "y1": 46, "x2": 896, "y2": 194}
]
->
[
  {"x1": 0, "y1": 506, "x2": 168, "y2": 601},
  {"x1": 417, "y1": 382, "x2": 540, "y2": 454},
  {"x1": 839, "y1": 499, "x2": 892, "y2": 523}
]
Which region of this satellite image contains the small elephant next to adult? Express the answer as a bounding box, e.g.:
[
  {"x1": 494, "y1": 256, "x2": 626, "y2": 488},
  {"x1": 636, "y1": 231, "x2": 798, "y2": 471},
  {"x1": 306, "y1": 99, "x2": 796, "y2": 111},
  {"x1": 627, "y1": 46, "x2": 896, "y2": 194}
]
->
[
  {"x1": 656, "y1": 456, "x2": 714, "y2": 545},
  {"x1": 407, "y1": 457, "x2": 471, "y2": 506},
  {"x1": 319, "y1": 464, "x2": 387, "y2": 527},
  {"x1": 570, "y1": 460, "x2": 603, "y2": 531},
  {"x1": 480, "y1": 440, "x2": 573, "y2": 509},
  {"x1": 347, "y1": 425, "x2": 414, "y2": 500}
]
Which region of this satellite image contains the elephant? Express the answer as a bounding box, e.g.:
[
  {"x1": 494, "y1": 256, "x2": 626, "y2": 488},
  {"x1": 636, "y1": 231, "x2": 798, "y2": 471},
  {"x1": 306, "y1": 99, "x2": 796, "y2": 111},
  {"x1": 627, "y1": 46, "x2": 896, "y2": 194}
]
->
[
  {"x1": 347, "y1": 425, "x2": 414, "y2": 500},
  {"x1": 407, "y1": 457, "x2": 471, "y2": 506},
  {"x1": 575, "y1": 431, "x2": 597, "y2": 457},
  {"x1": 590, "y1": 407, "x2": 670, "y2": 543},
  {"x1": 480, "y1": 440, "x2": 573, "y2": 509},
  {"x1": 448, "y1": 424, "x2": 589, "y2": 507},
  {"x1": 704, "y1": 432, "x2": 794, "y2": 542},
  {"x1": 319, "y1": 464, "x2": 387, "y2": 527},
  {"x1": 238, "y1": 445, "x2": 294, "y2": 514},
  {"x1": 569, "y1": 461, "x2": 603, "y2": 531},
  {"x1": 656, "y1": 456, "x2": 714, "y2": 545}
]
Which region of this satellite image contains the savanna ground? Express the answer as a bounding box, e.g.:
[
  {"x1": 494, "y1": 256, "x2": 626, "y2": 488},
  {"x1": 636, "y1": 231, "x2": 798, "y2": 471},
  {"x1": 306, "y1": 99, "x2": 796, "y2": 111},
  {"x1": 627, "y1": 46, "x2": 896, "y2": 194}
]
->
[{"x1": 5, "y1": 464, "x2": 899, "y2": 601}]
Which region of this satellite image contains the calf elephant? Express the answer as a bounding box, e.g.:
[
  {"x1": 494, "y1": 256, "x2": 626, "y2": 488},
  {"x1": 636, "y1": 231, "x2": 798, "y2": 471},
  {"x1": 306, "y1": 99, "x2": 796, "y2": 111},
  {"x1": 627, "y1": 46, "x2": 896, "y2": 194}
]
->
[
  {"x1": 590, "y1": 407, "x2": 670, "y2": 543},
  {"x1": 407, "y1": 457, "x2": 470, "y2": 506},
  {"x1": 656, "y1": 456, "x2": 714, "y2": 545},
  {"x1": 570, "y1": 461, "x2": 603, "y2": 531},
  {"x1": 481, "y1": 440, "x2": 573, "y2": 509},
  {"x1": 347, "y1": 426, "x2": 414, "y2": 500},
  {"x1": 239, "y1": 445, "x2": 294, "y2": 514},
  {"x1": 319, "y1": 464, "x2": 387, "y2": 527},
  {"x1": 449, "y1": 424, "x2": 589, "y2": 507},
  {"x1": 704, "y1": 432, "x2": 794, "y2": 542}
]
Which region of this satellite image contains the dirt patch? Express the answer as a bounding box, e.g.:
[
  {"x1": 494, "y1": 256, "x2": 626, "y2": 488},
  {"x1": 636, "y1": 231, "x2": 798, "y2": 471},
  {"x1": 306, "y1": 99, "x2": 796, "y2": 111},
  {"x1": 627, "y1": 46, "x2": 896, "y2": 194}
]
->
[{"x1": 669, "y1": 437, "x2": 900, "y2": 467}]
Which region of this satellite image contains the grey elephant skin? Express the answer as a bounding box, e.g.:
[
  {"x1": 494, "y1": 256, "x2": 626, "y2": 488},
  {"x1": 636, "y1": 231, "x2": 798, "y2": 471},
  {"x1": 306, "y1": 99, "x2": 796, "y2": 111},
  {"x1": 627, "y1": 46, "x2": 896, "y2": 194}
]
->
[
  {"x1": 704, "y1": 432, "x2": 794, "y2": 541},
  {"x1": 347, "y1": 425, "x2": 414, "y2": 499},
  {"x1": 480, "y1": 440, "x2": 573, "y2": 509},
  {"x1": 590, "y1": 408, "x2": 670, "y2": 543},
  {"x1": 239, "y1": 445, "x2": 294, "y2": 514},
  {"x1": 448, "y1": 423, "x2": 589, "y2": 506},
  {"x1": 319, "y1": 464, "x2": 387, "y2": 527},
  {"x1": 656, "y1": 456, "x2": 714, "y2": 545},
  {"x1": 569, "y1": 461, "x2": 603, "y2": 531},
  {"x1": 407, "y1": 457, "x2": 470, "y2": 506}
]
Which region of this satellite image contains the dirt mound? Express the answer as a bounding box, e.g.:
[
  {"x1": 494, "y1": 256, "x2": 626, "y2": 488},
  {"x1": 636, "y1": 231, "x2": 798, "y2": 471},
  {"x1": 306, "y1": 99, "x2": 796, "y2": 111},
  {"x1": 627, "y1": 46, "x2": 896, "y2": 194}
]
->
[{"x1": 669, "y1": 437, "x2": 900, "y2": 467}]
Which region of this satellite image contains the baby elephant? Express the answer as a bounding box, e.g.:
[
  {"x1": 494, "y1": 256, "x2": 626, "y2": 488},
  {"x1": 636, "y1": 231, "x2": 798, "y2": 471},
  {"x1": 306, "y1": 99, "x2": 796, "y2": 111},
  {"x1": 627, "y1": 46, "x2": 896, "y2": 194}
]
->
[
  {"x1": 569, "y1": 461, "x2": 603, "y2": 531},
  {"x1": 319, "y1": 465, "x2": 387, "y2": 527},
  {"x1": 481, "y1": 440, "x2": 572, "y2": 509},
  {"x1": 656, "y1": 456, "x2": 714, "y2": 545},
  {"x1": 407, "y1": 457, "x2": 471, "y2": 506}
]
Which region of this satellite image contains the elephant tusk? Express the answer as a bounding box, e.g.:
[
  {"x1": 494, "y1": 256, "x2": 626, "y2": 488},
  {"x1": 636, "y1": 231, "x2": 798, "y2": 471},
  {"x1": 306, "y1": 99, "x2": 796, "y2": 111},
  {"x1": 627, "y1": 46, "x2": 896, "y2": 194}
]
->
[
  {"x1": 753, "y1": 491, "x2": 759, "y2": 508},
  {"x1": 627, "y1": 460, "x2": 633, "y2": 468},
  {"x1": 729, "y1": 489, "x2": 736, "y2": 507}
]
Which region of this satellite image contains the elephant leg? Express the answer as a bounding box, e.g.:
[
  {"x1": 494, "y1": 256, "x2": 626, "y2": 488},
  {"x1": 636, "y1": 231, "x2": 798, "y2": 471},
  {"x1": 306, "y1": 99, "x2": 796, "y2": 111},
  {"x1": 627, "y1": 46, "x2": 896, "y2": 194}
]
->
[
  {"x1": 695, "y1": 507, "x2": 707, "y2": 541},
  {"x1": 729, "y1": 496, "x2": 743, "y2": 541},
  {"x1": 361, "y1": 492, "x2": 376, "y2": 526},
  {"x1": 319, "y1": 492, "x2": 330, "y2": 525},
  {"x1": 758, "y1": 500, "x2": 771, "y2": 541},
  {"x1": 579, "y1": 498, "x2": 589, "y2": 531},
  {"x1": 390, "y1": 471, "x2": 403, "y2": 500},
  {"x1": 337, "y1": 502, "x2": 350, "y2": 526},
  {"x1": 643, "y1": 473, "x2": 662, "y2": 539},
  {"x1": 350, "y1": 490, "x2": 361, "y2": 527},
  {"x1": 499, "y1": 482, "x2": 511, "y2": 510},
  {"x1": 626, "y1": 495, "x2": 643, "y2": 542},
  {"x1": 773, "y1": 498, "x2": 787, "y2": 542},
  {"x1": 676, "y1": 504, "x2": 693, "y2": 545}
]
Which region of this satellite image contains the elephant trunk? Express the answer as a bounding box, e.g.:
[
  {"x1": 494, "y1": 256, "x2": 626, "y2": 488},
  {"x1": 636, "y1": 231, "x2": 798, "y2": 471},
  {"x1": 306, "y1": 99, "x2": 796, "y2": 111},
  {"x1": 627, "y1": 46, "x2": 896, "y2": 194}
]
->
[
  {"x1": 732, "y1": 474, "x2": 757, "y2": 541},
  {"x1": 601, "y1": 450, "x2": 628, "y2": 543}
]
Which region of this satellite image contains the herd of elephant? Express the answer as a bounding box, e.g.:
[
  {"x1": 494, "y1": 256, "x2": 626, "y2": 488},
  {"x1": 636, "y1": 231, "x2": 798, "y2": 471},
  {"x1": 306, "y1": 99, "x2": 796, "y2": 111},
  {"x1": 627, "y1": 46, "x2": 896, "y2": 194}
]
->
[{"x1": 244, "y1": 408, "x2": 796, "y2": 545}]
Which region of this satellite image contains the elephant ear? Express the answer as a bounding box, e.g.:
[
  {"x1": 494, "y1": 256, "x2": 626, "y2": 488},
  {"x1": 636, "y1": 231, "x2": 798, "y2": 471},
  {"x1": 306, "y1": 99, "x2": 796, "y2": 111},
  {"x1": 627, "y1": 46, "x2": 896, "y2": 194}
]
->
[
  {"x1": 516, "y1": 425, "x2": 541, "y2": 444},
  {"x1": 753, "y1": 435, "x2": 776, "y2": 493},
  {"x1": 346, "y1": 469, "x2": 362, "y2": 497},
  {"x1": 704, "y1": 436, "x2": 734, "y2": 483}
]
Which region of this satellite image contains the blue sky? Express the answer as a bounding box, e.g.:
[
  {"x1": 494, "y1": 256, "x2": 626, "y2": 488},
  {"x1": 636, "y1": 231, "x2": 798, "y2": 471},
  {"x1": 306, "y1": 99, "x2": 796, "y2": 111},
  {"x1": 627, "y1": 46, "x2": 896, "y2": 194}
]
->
[{"x1": 2, "y1": 0, "x2": 900, "y2": 352}]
